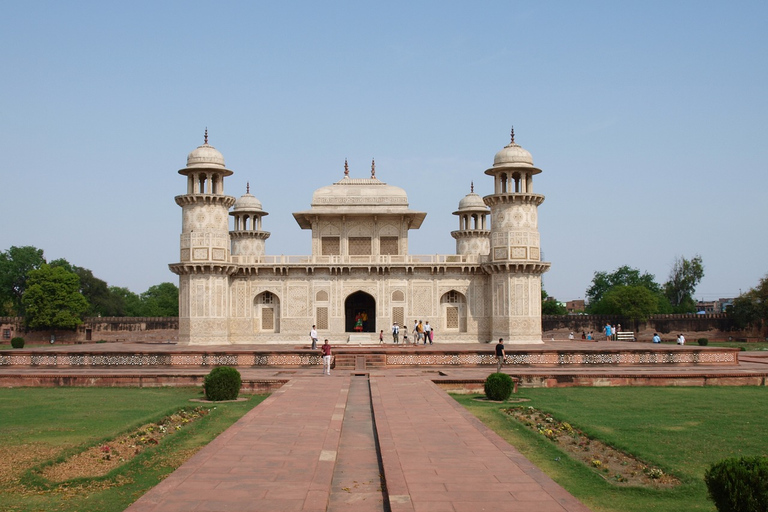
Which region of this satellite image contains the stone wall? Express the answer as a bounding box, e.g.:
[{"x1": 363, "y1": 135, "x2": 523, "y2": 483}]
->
[
  {"x1": 0, "y1": 317, "x2": 178, "y2": 344},
  {"x1": 543, "y1": 314, "x2": 735, "y2": 337}
]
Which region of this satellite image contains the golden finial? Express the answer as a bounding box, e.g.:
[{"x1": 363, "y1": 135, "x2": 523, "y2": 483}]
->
[
  {"x1": 204, "y1": 127, "x2": 209, "y2": 145},
  {"x1": 344, "y1": 158, "x2": 349, "y2": 177},
  {"x1": 371, "y1": 158, "x2": 376, "y2": 178}
]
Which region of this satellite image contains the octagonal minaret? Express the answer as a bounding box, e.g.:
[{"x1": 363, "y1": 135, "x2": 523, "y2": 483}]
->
[
  {"x1": 230, "y1": 183, "x2": 270, "y2": 264},
  {"x1": 169, "y1": 130, "x2": 237, "y2": 345},
  {"x1": 451, "y1": 182, "x2": 490, "y2": 256},
  {"x1": 482, "y1": 128, "x2": 550, "y2": 343}
]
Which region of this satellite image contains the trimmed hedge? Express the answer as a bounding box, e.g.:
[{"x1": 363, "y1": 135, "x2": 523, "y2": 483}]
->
[
  {"x1": 484, "y1": 372, "x2": 513, "y2": 401},
  {"x1": 10, "y1": 337, "x2": 24, "y2": 349},
  {"x1": 204, "y1": 366, "x2": 242, "y2": 401},
  {"x1": 705, "y1": 456, "x2": 768, "y2": 512},
  {"x1": 698, "y1": 338, "x2": 709, "y2": 346}
]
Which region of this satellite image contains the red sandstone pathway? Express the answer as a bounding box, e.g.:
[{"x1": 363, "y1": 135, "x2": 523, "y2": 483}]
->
[{"x1": 125, "y1": 373, "x2": 590, "y2": 512}]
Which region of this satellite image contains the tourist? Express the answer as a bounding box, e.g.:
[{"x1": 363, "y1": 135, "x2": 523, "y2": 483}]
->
[
  {"x1": 419, "y1": 320, "x2": 428, "y2": 344},
  {"x1": 321, "y1": 339, "x2": 332, "y2": 375},
  {"x1": 677, "y1": 333, "x2": 686, "y2": 345},
  {"x1": 309, "y1": 325, "x2": 318, "y2": 350},
  {"x1": 604, "y1": 323, "x2": 612, "y2": 341},
  {"x1": 354, "y1": 313, "x2": 363, "y2": 332},
  {"x1": 569, "y1": 331, "x2": 574, "y2": 340},
  {"x1": 425, "y1": 321, "x2": 433, "y2": 344},
  {"x1": 412, "y1": 320, "x2": 419, "y2": 343},
  {"x1": 392, "y1": 322, "x2": 400, "y2": 344},
  {"x1": 612, "y1": 325, "x2": 617, "y2": 341},
  {"x1": 587, "y1": 331, "x2": 592, "y2": 341},
  {"x1": 653, "y1": 333, "x2": 661, "y2": 344},
  {"x1": 379, "y1": 330, "x2": 384, "y2": 343},
  {"x1": 581, "y1": 331, "x2": 586, "y2": 340},
  {"x1": 403, "y1": 332, "x2": 409, "y2": 344},
  {"x1": 495, "y1": 338, "x2": 506, "y2": 372}
]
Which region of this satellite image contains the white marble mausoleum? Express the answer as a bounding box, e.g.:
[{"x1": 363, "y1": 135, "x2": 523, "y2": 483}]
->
[{"x1": 169, "y1": 130, "x2": 550, "y2": 345}]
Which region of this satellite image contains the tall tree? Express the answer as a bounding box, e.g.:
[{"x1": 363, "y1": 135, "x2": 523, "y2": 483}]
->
[
  {"x1": 49, "y1": 258, "x2": 120, "y2": 316},
  {"x1": 108, "y1": 286, "x2": 143, "y2": 316},
  {"x1": 541, "y1": 289, "x2": 567, "y2": 315},
  {"x1": 0, "y1": 246, "x2": 46, "y2": 315},
  {"x1": 585, "y1": 265, "x2": 668, "y2": 313},
  {"x1": 139, "y1": 282, "x2": 179, "y2": 317},
  {"x1": 664, "y1": 255, "x2": 705, "y2": 313},
  {"x1": 22, "y1": 264, "x2": 89, "y2": 330},
  {"x1": 728, "y1": 274, "x2": 768, "y2": 335}
]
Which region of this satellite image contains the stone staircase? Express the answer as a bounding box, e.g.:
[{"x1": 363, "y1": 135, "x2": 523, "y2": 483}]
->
[{"x1": 334, "y1": 353, "x2": 387, "y2": 370}]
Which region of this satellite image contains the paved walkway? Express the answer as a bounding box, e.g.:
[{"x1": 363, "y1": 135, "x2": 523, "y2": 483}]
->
[{"x1": 126, "y1": 373, "x2": 590, "y2": 512}]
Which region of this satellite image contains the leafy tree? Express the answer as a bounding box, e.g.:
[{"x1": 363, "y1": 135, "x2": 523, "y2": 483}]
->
[
  {"x1": 108, "y1": 286, "x2": 142, "y2": 316},
  {"x1": 139, "y1": 282, "x2": 179, "y2": 317},
  {"x1": 728, "y1": 275, "x2": 768, "y2": 335},
  {"x1": 585, "y1": 265, "x2": 671, "y2": 315},
  {"x1": 0, "y1": 246, "x2": 46, "y2": 315},
  {"x1": 22, "y1": 264, "x2": 88, "y2": 331},
  {"x1": 49, "y1": 259, "x2": 122, "y2": 316},
  {"x1": 590, "y1": 285, "x2": 659, "y2": 322},
  {"x1": 664, "y1": 255, "x2": 705, "y2": 313}
]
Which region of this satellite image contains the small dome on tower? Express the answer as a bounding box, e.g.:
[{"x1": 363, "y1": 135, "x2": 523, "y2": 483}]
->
[
  {"x1": 485, "y1": 127, "x2": 542, "y2": 176},
  {"x1": 458, "y1": 192, "x2": 486, "y2": 211},
  {"x1": 233, "y1": 191, "x2": 263, "y2": 211},
  {"x1": 187, "y1": 144, "x2": 226, "y2": 168}
]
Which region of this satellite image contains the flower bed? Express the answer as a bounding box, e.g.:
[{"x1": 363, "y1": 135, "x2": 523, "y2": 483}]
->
[
  {"x1": 505, "y1": 406, "x2": 680, "y2": 487},
  {"x1": 40, "y1": 407, "x2": 211, "y2": 482}
]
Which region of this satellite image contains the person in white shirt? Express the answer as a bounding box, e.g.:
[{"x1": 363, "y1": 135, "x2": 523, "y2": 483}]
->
[
  {"x1": 310, "y1": 325, "x2": 318, "y2": 350},
  {"x1": 677, "y1": 333, "x2": 685, "y2": 345},
  {"x1": 391, "y1": 322, "x2": 400, "y2": 344}
]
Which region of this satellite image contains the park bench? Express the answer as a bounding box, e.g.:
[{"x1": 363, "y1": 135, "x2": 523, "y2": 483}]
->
[{"x1": 616, "y1": 331, "x2": 635, "y2": 342}]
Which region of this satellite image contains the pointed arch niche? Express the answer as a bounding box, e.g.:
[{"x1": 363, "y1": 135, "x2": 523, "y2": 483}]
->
[
  {"x1": 440, "y1": 290, "x2": 467, "y2": 333},
  {"x1": 253, "y1": 291, "x2": 280, "y2": 333},
  {"x1": 344, "y1": 291, "x2": 376, "y2": 333}
]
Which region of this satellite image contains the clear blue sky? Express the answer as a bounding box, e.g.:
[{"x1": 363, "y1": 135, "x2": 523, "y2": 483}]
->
[{"x1": 2, "y1": 1, "x2": 766, "y2": 302}]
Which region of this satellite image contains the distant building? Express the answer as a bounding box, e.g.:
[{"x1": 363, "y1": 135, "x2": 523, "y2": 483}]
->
[
  {"x1": 170, "y1": 129, "x2": 551, "y2": 345},
  {"x1": 697, "y1": 298, "x2": 734, "y2": 314},
  {"x1": 566, "y1": 299, "x2": 585, "y2": 313}
]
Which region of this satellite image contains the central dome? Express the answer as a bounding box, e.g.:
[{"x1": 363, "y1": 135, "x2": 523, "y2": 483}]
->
[{"x1": 311, "y1": 177, "x2": 409, "y2": 208}]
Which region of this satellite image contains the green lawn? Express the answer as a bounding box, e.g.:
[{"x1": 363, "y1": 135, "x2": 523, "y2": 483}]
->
[
  {"x1": 0, "y1": 387, "x2": 267, "y2": 512},
  {"x1": 454, "y1": 386, "x2": 768, "y2": 512}
]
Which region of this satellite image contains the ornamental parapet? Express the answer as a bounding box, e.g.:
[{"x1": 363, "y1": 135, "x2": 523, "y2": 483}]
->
[
  {"x1": 450, "y1": 229, "x2": 491, "y2": 239},
  {"x1": 175, "y1": 194, "x2": 237, "y2": 208},
  {"x1": 483, "y1": 193, "x2": 545, "y2": 207},
  {"x1": 230, "y1": 231, "x2": 271, "y2": 240}
]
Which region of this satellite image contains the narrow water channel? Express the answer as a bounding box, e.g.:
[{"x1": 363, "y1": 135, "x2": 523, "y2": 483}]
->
[{"x1": 327, "y1": 375, "x2": 389, "y2": 512}]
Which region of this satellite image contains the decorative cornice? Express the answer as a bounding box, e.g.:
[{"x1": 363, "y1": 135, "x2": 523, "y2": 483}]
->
[
  {"x1": 483, "y1": 193, "x2": 545, "y2": 207},
  {"x1": 481, "y1": 262, "x2": 551, "y2": 275},
  {"x1": 229, "y1": 231, "x2": 271, "y2": 240},
  {"x1": 168, "y1": 263, "x2": 238, "y2": 276},
  {"x1": 175, "y1": 194, "x2": 237, "y2": 208}
]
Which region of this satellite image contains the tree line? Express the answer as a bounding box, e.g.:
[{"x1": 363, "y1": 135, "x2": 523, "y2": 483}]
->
[
  {"x1": 0, "y1": 246, "x2": 178, "y2": 332},
  {"x1": 543, "y1": 254, "x2": 767, "y2": 336}
]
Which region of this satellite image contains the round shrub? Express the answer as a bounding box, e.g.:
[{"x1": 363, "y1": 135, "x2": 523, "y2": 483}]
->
[
  {"x1": 10, "y1": 337, "x2": 24, "y2": 349},
  {"x1": 204, "y1": 366, "x2": 242, "y2": 401},
  {"x1": 484, "y1": 372, "x2": 513, "y2": 401},
  {"x1": 698, "y1": 338, "x2": 709, "y2": 346},
  {"x1": 705, "y1": 456, "x2": 768, "y2": 512}
]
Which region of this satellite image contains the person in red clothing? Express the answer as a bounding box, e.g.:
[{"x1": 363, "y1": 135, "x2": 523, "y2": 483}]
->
[{"x1": 321, "y1": 339, "x2": 332, "y2": 375}]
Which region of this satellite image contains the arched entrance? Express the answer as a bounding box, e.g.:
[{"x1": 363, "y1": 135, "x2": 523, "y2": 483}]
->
[{"x1": 345, "y1": 291, "x2": 375, "y2": 333}]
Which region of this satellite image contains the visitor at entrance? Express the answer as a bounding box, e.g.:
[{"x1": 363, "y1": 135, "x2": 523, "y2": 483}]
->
[
  {"x1": 322, "y1": 339, "x2": 332, "y2": 375},
  {"x1": 412, "y1": 320, "x2": 419, "y2": 344},
  {"x1": 495, "y1": 338, "x2": 505, "y2": 372},
  {"x1": 604, "y1": 323, "x2": 612, "y2": 341},
  {"x1": 379, "y1": 330, "x2": 384, "y2": 343},
  {"x1": 392, "y1": 322, "x2": 399, "y2": 343},
  {"x1": 425, "y1": 321, "x2": 433, "y2": 344},
  {"x1": 310, "y1": 325, "x2": 318, "y2": 350},
  {"x1": 417, "y1": 321, "x2": 425, "y2": 344},
  {"x1": 354, "y1": 313, "x2": 364, "y2": 332}
]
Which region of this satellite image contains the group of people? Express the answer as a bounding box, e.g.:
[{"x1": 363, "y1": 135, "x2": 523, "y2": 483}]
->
[{"x1": 389, "y1": 320, "x2": 434, "y2": 345}]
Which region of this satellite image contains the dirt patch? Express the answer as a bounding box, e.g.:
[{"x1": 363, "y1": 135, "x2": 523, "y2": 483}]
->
[
  {"x1": 505, "y1": 406, "x2": 680, "y2": 488},
  {"x1": 39, "y1": 406, "x2": 211, "y2": 483},
  {"x1": 0, "y1": 445, "x2": 60, "y2": 485}
]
